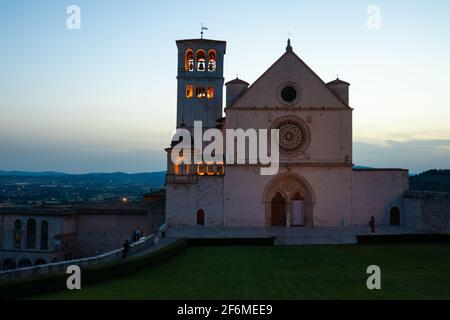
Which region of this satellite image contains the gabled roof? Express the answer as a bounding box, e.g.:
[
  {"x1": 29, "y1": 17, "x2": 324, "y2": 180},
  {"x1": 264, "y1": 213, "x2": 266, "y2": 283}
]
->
[{"x1": 226, "y1": 47, "x2": 352, "y2": 110}]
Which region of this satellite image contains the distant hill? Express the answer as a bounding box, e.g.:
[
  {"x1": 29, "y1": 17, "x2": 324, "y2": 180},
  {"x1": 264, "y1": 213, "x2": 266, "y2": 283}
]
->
[
  {"x1": 0, "y1": 171, "x2": 67, "y2": 176},
  {"x1": 409, "y1": 169, "x2": 450, "y2": 193},
  {"x1": 0, "y1": 171, "x2": 166, "y2": 187},
  {"x1": 1, "y1": 169, "x2": 449, "y2": 193}
]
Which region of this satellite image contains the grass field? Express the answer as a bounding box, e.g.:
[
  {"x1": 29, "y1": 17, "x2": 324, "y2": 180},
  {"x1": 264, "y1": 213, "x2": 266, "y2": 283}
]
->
[{"x1": 35, "y1": 244, "x2": 450, "y2": 299}]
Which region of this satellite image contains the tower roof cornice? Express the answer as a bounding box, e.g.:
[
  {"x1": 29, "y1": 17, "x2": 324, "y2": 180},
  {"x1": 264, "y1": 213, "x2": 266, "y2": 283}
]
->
[{"x1": 176, "y1": 38, "x2": 226, "y2": 46}]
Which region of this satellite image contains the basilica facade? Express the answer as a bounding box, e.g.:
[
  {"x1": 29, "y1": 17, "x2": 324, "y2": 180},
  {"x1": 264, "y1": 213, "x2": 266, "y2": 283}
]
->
[{"x1": 165, "y1": 38, "x2": 408, "y2": 228}]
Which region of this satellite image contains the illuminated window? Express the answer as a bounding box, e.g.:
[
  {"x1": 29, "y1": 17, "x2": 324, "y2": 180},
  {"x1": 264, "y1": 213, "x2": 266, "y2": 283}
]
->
[
  {"x1": 197, "y1": 163, "x2": 206, "y2": 175},
  {"x1": 207, "y1": 86, "x2": 215, "y2": 99},
  {"x1": 186, "y1": 85, "x2": 193, "y2": 98},
  {"x1": 208, "y1": 50, "x2": 216, "y2": 72},
  {"x1": 206, "y1": 163, "x2": 215, "y2": 176},
  {"x1": 174, "y1": 157, "x2": 190, "y2": 176},
  {"x1": 195, "y1": 86, "x2": 207, "y2": 99},
  {"x1": 196, "y1": 50, "x2": 206, "y2": 72},
  {"x1": 185, "y1": 49, "x2": 194, "y2": 72},
  {"x1": 216, "y1": 163, "x2": 224, "y2": 175}
]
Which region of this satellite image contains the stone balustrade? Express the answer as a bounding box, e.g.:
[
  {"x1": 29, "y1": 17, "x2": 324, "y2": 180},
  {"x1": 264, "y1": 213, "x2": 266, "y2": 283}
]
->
[{"x1": 0, "y1": 234, "x2": 156, "y2": 282}]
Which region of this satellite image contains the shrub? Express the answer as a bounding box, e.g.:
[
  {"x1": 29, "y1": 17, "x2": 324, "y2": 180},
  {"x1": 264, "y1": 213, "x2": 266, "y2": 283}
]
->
[{"x1": 0, "y1": 239, "x2": 188, "y2": 300}]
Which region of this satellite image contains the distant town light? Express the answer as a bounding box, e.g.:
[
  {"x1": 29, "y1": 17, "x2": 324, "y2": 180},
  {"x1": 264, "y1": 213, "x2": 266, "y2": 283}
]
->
[{"x1": 122, "y1": 197, "x2": 128, "y2": 203}]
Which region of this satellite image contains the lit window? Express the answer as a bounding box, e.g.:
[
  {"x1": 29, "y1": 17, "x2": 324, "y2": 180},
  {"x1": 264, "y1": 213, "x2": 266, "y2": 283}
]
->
[
  {"x1": 185, "y1": 49, "x2": 194, "y2": 72},
  {"x1": 206, "y1": 163, "x2": 215, "y2": 176},
  {"x1": 196, "y1": 50, "x2": 206, "y2": 72},
  {"x1": 195, "y1": 86, "x2": 207, "y2": 99},
  {"x1": 197, "y1": 163, "x2": 206, "y2": 175},
  {"x1": 207, "y1": 86, "x2": 215, "y2": 99},
  {"x1": 174, "y1": 157, "x2": 189, "y2": 176},
  {"x1": 186, "y1": 85, "x2": 193, "y2": 98},
  {"x1": 208, "y1": 50, "x2": 216, "y2": 72},
  {"x1": 216, "y1": 163, "x2": 224, "y2": 175}
]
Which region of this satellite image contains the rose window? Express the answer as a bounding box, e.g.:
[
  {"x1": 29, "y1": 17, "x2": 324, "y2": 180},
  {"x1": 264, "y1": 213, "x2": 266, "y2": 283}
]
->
[{"x1": 278, "y1": 121, "x2": 305, "y2": 153}]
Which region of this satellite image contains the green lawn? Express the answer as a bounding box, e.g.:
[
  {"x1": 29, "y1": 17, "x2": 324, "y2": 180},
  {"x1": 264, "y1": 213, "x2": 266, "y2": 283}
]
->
[{"x1": 35, "y1": 244, "x2": 450, "y2": 299}]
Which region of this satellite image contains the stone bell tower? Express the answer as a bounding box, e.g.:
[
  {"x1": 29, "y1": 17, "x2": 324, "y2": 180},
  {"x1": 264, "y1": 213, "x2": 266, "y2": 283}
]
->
[{"x1": 175, "y1": 38, "x2": 226, "y2": 132}]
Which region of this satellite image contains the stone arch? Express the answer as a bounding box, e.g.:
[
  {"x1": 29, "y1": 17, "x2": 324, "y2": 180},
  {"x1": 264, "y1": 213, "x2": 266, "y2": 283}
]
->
[
  {"x1": 196, "y1": 49, "x2": 206, "y2": 71},
  {"x1": 18, "y1": 259, "x2": 32, "y2": 268},
  {"x1": 2, "y1": 258, "x2": 16, "y2": 270},
  {"x1": 35, "y1": 259, "x2": 47, "y2": 266},
  {"x1": 184, "y1": 48, "x2": 194, "y2": 71},
  {"x1": 263, "y1": 172, "x2": 315, "y2": 227}
]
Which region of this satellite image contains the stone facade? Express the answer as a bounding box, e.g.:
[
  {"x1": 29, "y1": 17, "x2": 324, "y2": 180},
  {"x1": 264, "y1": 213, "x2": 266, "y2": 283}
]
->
[
  {"x1": 0, "y1": 203, "x2": 148, "y2": 271},
  {"x1": 165, "y1": 38, "x2": 409, "y2": 229},
  {"x1": 144, "y1": 190, "x2": 166, "y2": 233},
  {"x1": 0, "y1": 209, "x2": 76, "y2": 270}
]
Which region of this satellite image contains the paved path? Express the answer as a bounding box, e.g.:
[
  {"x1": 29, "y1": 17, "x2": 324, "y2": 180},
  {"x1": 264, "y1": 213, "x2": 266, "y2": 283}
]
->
[
  {"x1": 166, "y1": 226, "x2": 424, "y2": 245},
  {"x1": 129, "y1": 237, "x2": 179, "y2": 258}
]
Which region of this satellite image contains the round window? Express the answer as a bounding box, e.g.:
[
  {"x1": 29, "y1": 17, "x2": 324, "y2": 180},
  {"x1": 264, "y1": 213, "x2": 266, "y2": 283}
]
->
[
  {"x1": 278, "y1": 83, "x2": 301, "y2": 105},
  {"x1": 280, "y1": 86, "x2": 297, "y2": 102}
]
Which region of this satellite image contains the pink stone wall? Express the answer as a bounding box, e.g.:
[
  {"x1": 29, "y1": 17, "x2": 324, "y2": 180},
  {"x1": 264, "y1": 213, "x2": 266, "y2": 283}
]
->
[{"x1": 351, "y1": 169, "x2": 409, "y2": 226}]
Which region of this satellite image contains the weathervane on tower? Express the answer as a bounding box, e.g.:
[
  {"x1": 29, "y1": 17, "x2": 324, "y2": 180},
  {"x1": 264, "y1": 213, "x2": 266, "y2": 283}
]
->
[{"x1": 200, "y1": 23, "x2": 208, "y2": 39}]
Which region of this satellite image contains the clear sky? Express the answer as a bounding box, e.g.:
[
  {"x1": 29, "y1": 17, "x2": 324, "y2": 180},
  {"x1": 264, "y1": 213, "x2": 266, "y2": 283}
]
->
[{"x1": 0, "y1": 0, "x2": 449, "y2": 174}]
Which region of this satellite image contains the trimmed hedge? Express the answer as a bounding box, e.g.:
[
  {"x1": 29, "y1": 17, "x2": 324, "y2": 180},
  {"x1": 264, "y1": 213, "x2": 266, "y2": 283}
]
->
[
  {"x1": 357, "y1": 233, "x2": 450, "y2": 244},
  {"x1": 0, "y1": 239, "x2": 188, "y2": 300}
]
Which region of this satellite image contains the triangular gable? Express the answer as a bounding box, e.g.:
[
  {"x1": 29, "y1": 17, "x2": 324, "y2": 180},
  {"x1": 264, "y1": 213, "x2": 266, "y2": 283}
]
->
[{"x1": 228, "y1": 50, "x2": 351, "y2": 109}]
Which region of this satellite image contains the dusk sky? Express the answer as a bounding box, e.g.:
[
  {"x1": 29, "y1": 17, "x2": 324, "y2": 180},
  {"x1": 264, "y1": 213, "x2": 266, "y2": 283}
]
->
[{"x1": 1, "y1": 0, "x2": 450, "y2": 174}]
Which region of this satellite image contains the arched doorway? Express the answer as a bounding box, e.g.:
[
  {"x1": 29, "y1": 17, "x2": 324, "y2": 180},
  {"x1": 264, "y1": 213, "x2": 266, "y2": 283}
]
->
[
  {"x1": 264, "y1": 173, "x2": 315, "y2": 227},
  {"x1": 271, "y1": 192, "x2": 286, "y2": 226},
  {"x1": 291, "y1": 192, "x2": 306, "y2": 226},
  {"x1": 390, "y1": 207, "x2": 400, "y2": 226},
  {"x1": 196, "y1": 209, "x2": 205, "y2": 226}
]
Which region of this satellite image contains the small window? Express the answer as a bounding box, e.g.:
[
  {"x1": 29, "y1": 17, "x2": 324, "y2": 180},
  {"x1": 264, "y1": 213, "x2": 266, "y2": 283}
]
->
[
  {"x1": 216, "y1": 163, "x2": 224, "y2": 175},
  {"x1": 195, "y1": 86, "x2": 207, "y2": 99},
  {"x1": 207, "y1": 86, "x2": 215, "y2": 99},
  {"x1": 197, "y1": 163, "x2": 206, "y2": 175},
  {"x1": 186, "y1": 85, "x2": 193, "y2": 98},
  {"x1": 206, "y1": 163, "x2": 215, "y2": 176},
  {"x1": 281, "y1": 86, "x2": 297, "y2": 102}
]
